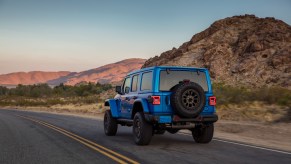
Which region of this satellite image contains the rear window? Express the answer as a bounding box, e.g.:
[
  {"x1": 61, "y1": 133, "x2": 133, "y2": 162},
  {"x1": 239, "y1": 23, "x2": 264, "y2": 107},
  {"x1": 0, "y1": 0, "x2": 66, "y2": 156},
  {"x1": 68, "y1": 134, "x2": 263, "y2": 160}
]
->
[{"x1": 159, "y1": 70, "x2": 208, "y2": 92}]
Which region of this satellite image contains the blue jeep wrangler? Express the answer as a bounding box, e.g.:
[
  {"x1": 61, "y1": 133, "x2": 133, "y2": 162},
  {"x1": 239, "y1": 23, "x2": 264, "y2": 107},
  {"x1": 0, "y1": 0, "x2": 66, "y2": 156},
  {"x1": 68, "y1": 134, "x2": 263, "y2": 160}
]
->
[{"x1": 104, "y1": 66, "x2": 218, "y2": 145}]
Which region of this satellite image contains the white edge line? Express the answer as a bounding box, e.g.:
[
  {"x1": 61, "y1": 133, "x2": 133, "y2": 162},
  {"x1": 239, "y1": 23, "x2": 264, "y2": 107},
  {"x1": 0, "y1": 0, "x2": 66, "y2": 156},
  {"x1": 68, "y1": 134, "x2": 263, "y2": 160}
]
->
[{"x1": 178, "y1": 132, "x2": 291, "y2": 155}]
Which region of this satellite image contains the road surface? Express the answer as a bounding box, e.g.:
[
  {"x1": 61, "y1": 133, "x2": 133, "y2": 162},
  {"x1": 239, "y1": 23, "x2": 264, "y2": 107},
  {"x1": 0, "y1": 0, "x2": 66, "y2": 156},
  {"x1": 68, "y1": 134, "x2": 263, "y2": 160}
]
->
[{"x1": 0, "y1": 109, "x2": 290, "y2": 164}]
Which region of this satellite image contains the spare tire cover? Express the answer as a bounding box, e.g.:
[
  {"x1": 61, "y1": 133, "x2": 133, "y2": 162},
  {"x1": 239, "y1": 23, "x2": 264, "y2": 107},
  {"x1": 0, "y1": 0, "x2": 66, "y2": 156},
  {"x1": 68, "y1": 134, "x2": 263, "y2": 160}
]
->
[{"x1": 170, "y1": 82, "x2": 206, "y2": 118}]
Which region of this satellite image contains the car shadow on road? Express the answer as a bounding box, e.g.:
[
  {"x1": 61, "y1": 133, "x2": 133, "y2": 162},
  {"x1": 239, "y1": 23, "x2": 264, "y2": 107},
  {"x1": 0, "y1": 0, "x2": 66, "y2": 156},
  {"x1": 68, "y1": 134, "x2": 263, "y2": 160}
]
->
[
  {"x1": 114, "y1": 130, "x2": 204, "y2": 146},
  {"x1": 151, "y1": 133, "x2": 195, "y2": 145}
]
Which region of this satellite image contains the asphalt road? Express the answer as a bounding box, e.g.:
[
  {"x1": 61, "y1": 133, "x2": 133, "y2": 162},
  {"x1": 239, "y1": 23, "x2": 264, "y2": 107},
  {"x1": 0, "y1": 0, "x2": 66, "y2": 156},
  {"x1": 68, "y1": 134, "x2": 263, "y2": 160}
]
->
[{"x1": 0, "y1": 109, "x2": 291, "y2": 164}]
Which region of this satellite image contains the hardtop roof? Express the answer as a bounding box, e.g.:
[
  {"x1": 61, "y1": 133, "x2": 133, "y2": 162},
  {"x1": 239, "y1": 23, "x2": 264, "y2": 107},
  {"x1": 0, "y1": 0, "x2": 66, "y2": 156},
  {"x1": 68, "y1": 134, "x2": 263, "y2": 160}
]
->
[{"x1": 127, "y1": 66, "x2": 207, "y2": 76}]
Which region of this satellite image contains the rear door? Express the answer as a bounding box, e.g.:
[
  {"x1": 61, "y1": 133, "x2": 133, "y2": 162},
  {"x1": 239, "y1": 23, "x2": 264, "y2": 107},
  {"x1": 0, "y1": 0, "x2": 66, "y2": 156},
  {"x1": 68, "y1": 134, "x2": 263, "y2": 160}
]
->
[
  {"x1": 127, "y1": 74, "x2": 140, "y2": 117},
  {"x1": 158, "y1": 69, "x2": 210, "y2": 114}
]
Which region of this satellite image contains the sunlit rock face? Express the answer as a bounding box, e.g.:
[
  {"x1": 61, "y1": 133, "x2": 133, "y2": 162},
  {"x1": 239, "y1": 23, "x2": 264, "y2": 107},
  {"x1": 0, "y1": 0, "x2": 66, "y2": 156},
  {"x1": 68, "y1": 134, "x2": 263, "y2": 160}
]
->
[{"x1": 142, "y1": 15, "x2": 291, "y2": 89}]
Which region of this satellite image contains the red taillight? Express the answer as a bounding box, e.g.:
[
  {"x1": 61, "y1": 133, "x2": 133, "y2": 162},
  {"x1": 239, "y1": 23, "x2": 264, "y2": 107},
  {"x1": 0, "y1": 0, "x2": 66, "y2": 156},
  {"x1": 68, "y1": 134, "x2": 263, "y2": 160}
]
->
[
  {"x1": 209, "y1": 96, "x2": 216, "y2": 106},
  {"x1": 151, "y1": 96, "x2": 160, "y2": 105}
]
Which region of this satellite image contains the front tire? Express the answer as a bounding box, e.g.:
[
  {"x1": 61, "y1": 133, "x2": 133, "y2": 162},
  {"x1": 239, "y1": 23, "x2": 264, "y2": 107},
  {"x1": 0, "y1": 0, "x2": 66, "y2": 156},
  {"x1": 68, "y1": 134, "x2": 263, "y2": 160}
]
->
[
  {"x1": 192, "y1": 124, "x2": 214, "y2": 143},
  {"x1": 104, "y1": 110, "x2": 118, "y2": 136},
  {"x1": 133, "y1": 112, "x2": 153, "y2": 145}
]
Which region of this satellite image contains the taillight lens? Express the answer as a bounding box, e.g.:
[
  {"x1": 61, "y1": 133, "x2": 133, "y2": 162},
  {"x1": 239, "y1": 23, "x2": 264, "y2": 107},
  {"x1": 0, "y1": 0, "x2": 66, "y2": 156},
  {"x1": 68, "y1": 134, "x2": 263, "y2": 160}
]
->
[
  {"x1": 209, "y1": 96, "x2": 216, "y2": 106},
  {"x1": 151, "y1": 96, "x2": 160, "y2": 105}
]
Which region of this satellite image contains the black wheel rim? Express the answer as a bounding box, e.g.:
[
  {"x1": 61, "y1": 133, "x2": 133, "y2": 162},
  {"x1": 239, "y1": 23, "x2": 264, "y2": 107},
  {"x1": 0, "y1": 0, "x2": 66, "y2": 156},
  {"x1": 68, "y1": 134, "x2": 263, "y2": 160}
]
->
[
  {"x1": 182, "y1": 89, "x2": 200, "y2": 110},
  {"x1": 134, "y1": 118, "x2": 141, "y2": 138}
]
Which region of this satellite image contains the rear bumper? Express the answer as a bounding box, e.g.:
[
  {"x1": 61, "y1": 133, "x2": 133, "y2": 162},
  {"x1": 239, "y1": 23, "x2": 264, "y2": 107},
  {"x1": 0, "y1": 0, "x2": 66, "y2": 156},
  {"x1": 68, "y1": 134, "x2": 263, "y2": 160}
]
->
[
  {"x1": 172, "y1": 114, "x2": 218, "y2": 123},
  {"x1": 144, "y1": 113, "x2": 218, "y2": 123}
]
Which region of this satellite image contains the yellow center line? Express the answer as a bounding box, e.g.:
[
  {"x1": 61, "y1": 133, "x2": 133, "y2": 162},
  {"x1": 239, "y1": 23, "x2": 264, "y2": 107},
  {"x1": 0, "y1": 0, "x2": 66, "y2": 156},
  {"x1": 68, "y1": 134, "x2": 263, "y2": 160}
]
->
[
  {"x1": 35, "y1": 118, "x2": 139, "y2": 164},
  {"x1": 16, "y1": 114, "x2": 139, "y2": 164}
]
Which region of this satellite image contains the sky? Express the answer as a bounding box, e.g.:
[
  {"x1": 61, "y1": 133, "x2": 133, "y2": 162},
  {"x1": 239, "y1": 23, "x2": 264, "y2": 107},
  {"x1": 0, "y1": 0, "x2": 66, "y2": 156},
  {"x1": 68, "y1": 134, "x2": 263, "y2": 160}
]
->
[{"x1": 0, "y1": 0, "x2": 290, "y2": 74}]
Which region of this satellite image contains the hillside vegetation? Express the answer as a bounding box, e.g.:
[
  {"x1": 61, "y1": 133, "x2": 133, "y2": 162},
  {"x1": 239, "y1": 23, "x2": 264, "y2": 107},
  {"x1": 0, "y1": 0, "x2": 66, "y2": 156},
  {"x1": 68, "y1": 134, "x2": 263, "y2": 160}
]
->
[
  {"x1": 213, "y1": 83, "x2": 291, "y2": 122},
  {"x1": 0, "y1": 83, "x2": 113, "y2": 108}
]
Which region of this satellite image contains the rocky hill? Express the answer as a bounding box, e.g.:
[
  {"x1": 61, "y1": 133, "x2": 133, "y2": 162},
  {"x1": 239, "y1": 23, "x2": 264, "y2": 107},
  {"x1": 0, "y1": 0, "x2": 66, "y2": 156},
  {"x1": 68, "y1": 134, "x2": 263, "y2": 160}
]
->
[
  {"x1": 0, "y1": 58, "x2": 146, "y2": 86},
  {"x1": 142, "y1": 15, "x2": 291, "y2": 89}
]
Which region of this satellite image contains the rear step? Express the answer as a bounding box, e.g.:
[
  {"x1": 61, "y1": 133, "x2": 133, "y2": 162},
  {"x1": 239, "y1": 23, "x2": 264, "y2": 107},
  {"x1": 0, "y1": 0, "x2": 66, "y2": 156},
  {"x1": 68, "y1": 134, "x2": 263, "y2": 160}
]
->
[
  {"x1": 173, "y1": 114, "x2": 218, "y2": 123},
  {"x1": 117, "y1": 118, "x2": 133, "y2": 126},
  {"x1": 166, "y1": 124, "x2": 196, "y2": 129}
]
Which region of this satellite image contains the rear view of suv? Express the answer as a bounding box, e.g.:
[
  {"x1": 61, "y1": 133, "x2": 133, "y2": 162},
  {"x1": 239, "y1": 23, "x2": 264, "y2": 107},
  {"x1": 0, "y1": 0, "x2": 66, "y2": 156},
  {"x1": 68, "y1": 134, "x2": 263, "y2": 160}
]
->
[{"x1": 104, "y1": 66, "x2": 218, "y2": 145}]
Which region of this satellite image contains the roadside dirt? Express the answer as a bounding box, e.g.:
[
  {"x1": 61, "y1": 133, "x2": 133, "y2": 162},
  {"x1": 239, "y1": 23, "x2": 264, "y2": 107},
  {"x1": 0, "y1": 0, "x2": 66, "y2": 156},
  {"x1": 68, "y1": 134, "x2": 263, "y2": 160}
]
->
[
  {"x1": 214, "y1": 120, "x2": 291, "y2": 152},
  {"x1": 0, "y1": 105, "x2": 104, "y2": 117},
  {"x1": 1, "y1": 107, "x2": 291, "y2": 152}
]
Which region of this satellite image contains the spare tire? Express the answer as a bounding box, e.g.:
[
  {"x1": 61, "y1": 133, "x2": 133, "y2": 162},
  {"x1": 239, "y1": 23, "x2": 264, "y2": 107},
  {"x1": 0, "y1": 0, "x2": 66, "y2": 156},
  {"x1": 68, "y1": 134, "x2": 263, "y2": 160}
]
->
[{"x1": 170, "y1": 82, "x2": 206, "y2": 118}]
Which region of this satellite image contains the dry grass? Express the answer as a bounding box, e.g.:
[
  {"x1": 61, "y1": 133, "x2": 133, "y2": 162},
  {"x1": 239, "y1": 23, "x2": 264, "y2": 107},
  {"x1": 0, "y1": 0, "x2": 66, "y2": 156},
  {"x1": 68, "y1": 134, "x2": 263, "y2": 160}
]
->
[
  {"x1": 49, "y1": 103, "x2": 105, "y2": 113},
  {"x1": 3, "y1": 103, "x2": 107, "y2": 116},
  {"x1": 216, "y1": 101, "x2": 290, "y2": 122}
]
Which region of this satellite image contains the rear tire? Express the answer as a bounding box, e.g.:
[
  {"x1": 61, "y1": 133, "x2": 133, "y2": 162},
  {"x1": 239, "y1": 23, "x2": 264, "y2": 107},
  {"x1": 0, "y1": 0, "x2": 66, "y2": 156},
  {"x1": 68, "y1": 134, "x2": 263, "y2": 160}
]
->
[
  {"x1": 104, "y1": 110, "x2": 118, "y2": 136},
  {"x1": 133, "y1": 112, "x2": 153, "y2": 145},
  {"x1": 192, "y1": 124, "x2": 214, "y2": 143}
]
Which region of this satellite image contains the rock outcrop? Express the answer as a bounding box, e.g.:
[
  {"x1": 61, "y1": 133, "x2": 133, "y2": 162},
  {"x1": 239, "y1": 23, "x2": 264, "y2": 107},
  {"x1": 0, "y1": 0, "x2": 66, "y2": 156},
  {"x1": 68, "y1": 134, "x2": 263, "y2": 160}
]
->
[{"x1": 142, "y1": 15, "x2": 291, "y2": 89}]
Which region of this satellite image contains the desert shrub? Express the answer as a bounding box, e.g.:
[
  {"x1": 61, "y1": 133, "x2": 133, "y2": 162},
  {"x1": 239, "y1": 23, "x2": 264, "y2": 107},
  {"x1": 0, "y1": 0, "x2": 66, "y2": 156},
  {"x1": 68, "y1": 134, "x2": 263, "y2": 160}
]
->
[
  {"x1": 3, "y1": 83, "x2": 112, "y2": 98},
  {"x1": 252, "y1": 87, "x2": 291, "y2": 106},
  {"x1": 0, "y1": 82, "x2": 113, "y2": 106},
  {"x1": 8, "y1": 84, "x2": 53, "y2": 98},
  {"x1": 213, "y1": 83, "x2": 249, "y2": 105},
  {"x1": 213, "y1": 83, "x2": 291, "y2": 107},
  {"x1": 0, "y1": 86, "x2": 8, "y2": 95},
  {"x1": 53, "y1": 82, "x2": 112, "y2": 97},
  {"x1": 30, "y1": 84, "x2": 53, "y2": 97}
]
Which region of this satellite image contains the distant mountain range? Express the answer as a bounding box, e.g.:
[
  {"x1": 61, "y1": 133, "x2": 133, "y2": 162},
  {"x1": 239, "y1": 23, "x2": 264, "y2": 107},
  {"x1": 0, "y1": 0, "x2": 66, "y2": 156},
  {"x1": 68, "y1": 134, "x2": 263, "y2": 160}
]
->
[{"x1": 0, "y1": 58, "x2": 146, "y2": 86}]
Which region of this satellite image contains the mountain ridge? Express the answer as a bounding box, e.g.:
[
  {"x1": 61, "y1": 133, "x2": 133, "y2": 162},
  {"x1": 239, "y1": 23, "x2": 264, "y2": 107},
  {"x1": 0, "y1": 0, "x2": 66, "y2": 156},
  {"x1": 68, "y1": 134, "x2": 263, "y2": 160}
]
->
[
  {"x1": 0, "y1": 71, "x2": 72, "y2": 85},
  {"x1": 0, "y1": 58, "x2": 146, "y2": 86}
]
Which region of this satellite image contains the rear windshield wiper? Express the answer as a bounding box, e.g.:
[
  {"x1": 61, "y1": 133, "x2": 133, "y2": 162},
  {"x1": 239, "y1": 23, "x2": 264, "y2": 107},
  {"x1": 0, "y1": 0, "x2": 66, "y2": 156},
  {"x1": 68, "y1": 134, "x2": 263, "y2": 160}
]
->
[{"x1": 197, "y1": 70, "x2": 200, "y2": 75}]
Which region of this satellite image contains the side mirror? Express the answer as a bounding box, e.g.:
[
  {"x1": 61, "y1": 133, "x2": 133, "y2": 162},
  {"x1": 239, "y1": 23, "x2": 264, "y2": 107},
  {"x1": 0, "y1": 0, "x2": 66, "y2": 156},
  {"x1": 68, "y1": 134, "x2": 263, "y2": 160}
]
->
[{"x1": 115, "y1": 86, "x2": 122, "y2": 94}]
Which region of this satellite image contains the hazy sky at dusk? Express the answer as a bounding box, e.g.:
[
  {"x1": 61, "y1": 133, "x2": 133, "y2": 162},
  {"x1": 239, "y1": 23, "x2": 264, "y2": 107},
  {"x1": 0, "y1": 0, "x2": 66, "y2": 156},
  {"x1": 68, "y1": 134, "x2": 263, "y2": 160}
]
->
[{"x1": 0, "y1": 0, "x2": 290, "y2": 74}]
